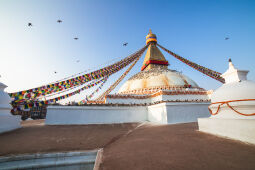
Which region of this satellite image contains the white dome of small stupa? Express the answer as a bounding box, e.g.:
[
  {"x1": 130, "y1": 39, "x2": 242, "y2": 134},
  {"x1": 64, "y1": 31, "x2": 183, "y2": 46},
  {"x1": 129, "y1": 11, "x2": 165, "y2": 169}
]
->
[{"x1": 209, "y1": 59, "x2": 255, "y2": 119}]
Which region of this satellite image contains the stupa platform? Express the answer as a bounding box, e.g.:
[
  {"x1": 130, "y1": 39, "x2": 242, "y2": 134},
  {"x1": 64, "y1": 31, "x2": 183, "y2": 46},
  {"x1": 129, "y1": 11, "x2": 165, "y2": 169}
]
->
[
  {"x1": 0, "y1": 120, "x2": 138, "y2": 156},
  {"x1": 0, "y1": 120, "x2": 255, "y2": 170}
]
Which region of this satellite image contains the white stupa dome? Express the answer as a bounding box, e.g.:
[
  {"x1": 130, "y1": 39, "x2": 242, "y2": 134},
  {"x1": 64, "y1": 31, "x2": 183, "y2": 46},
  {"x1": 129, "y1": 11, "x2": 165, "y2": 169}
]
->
[
  {"x1": 211, "y1": 80, "x2": 255, "y2": 103},
  {"x1": 118, "y1": 67, "x2": 203, "y2": 94},
  {"x1": 209, "y1": 60, "x2": 255, "y2": 119}
]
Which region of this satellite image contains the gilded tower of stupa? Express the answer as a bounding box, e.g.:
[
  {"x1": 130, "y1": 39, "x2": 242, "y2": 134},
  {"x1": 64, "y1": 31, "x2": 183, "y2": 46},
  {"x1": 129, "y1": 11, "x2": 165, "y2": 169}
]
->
[
  {"x1": 141, "y1": 29, "x2": 169, "y2": 71},
  {"x1": 118, "y1": 30, "x2": 205, "y2": 95}
]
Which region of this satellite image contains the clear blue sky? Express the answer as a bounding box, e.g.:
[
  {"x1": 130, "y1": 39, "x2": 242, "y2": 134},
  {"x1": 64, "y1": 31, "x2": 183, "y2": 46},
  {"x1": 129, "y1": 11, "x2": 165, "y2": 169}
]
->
[{"x1": 0, "y1": 0, "x2": 255, "y2": 102}]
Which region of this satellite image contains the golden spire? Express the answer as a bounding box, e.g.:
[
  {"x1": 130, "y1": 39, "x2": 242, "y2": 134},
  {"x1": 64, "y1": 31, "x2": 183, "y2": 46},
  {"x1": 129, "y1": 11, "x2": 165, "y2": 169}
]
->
[{"x1": 141, "y1": 30, "x2": 169, "y2": 71}]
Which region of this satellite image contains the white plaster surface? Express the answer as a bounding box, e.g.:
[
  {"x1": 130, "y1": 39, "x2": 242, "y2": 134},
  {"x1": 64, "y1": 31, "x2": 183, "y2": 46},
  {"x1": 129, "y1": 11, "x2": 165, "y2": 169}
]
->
[
  {"x1": 210, "y1": 61, "x2": 255, "y2": 119},
  {"x1": 198, "y1": 118, "x2": 255, "y2": 145},
  {"x1": 46, "y1": 102, "x2": 210, "y2": 125},
  {"x1": 209, "y1": 104, "x2": 255, "y2": 119},
  {"x1": 0, "y1": 82, "x2": 20, "y2": 134},
  {"x1": 148, "y1": 103, "x2": 210, "y2": 124},
  {"x1": 0, "y1": 114, "x2": 21, "y2": 134},
  {"x1": 148, "y1": 103, "x2": 167, "y2": 124},
  {"x1": 221, "y1": 61, "x2": 249, "y2": 84},
  {"x1": 198, "y1": 62, "x2": 255, "y2": 145},
  {"x1": 46, "y1": 105, "x2": 147, "y2": 125},
  {"x1": 166, "y1": 103, "x2": 210, "y2": 124}
]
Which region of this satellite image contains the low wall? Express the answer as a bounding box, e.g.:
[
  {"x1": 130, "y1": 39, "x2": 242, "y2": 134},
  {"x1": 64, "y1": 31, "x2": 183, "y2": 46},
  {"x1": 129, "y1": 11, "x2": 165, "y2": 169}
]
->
[
  {"x1": 166, "y1": 103, "x2": 210, "y2": 124},
  {"x1": 148, "y1": 102, "x2": 210, "y2": 124},
  {"x1": 148, "y1": 103, "x2": 167, "y2": 124},
  {"x1": 0, "y1": 113, "x2": 21, "y2": 134},
  {"x1": 198, "y1": 118, "x2": 255, "y2": 145},
  {"x1": 46, "y1": 102, "x2": 210, "y2": 125},
  {"x1": 46, "y1": 105, "x2": 147, "y2": 125}
]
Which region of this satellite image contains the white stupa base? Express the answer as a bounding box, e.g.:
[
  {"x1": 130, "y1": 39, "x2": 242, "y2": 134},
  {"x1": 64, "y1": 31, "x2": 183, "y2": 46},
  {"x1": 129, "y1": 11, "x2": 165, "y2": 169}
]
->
[
  {"x1": 46, "y1": 102, "x2": 210, "y2": 125},
  {"x1": 148, "y1": 102, "x2": 210, "y2": 124},
  {"x1": 46, "y1": 105, "x2": 147, "y2": 125},
  {"x1": 0, "y1": 114, "x2": 21, "y2": 134},
  {"x1": 198, "y1": 118, "x2": 255, "y2": 145}
]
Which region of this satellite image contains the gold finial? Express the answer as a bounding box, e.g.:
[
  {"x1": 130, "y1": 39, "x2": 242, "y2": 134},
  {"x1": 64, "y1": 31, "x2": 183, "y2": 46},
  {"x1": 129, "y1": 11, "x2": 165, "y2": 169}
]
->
[{"x1": 146, "y1": 29, "x2": 157, "y2": 44}]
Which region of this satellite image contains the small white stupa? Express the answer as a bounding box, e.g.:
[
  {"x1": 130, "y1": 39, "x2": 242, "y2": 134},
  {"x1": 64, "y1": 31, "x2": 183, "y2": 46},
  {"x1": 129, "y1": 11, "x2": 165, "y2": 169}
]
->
[
  {"x1": 198, "y1": 59, "x2": 255, "y2": 144},
  {"x1": 0, "y1": 82, "x2": 21, "y2": 133}
]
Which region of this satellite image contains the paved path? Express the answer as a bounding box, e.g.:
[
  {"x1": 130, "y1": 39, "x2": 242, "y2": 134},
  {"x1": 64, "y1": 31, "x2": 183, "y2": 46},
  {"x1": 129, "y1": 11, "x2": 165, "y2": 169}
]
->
[
  {"x1": 1, "y1": 120, "x2": 255, "y2": 170},
  {"x1": 100, "y1": 123, "x2": 255, "y2": 170},
  {"x1": 0, "y1": 120, "x2": 139, "y2": 156}
]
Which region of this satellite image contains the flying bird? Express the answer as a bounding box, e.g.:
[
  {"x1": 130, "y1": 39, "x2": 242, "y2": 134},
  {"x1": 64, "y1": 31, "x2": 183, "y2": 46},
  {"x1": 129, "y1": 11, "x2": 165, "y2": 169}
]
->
[
  {"x1": 74, "y1": 37, "x2": 79, "y2": 40},
  {"x1": 123, "y1": 42, "x2": 128, "y2": 46},
  {"x1": 57, "y1": 20, "x2": 62, "y2": 23},
  {"x1": 28, "y1": 23, "x2": 33, "y2": 27},
  {"x1": 54, "y1": 71, "x2": 57, "y2": 74},
  {"x1": 76, "y1": 60, "x2": 80, "y2": 63},
  {"x1": 225, "y1": 37, "x2": 229, "y2": 40}
]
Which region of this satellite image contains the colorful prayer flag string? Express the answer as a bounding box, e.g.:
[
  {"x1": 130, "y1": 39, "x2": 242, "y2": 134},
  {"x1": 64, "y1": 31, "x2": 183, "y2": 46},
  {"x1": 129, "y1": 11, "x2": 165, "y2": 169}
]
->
[{"x1": 157, "y1": 44, "x2": 225, "y2": 83}]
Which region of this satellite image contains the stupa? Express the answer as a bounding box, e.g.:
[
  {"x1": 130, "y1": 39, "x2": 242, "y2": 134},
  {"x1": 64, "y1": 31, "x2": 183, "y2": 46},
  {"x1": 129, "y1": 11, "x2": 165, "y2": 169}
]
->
[
  {"x1": 46, "y1": 30, "x2": 211, "y2": 125},
  {"x1": 106, "y1": 30, "x2": 211, "y2": 105},
  {"x1": 198, "y1": 59, "x2": 255, "y2": 144}
]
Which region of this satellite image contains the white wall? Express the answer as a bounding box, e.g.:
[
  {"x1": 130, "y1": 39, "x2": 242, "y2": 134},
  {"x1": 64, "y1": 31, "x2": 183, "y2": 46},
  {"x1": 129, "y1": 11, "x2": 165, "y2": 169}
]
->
[
  {"x1": 166, "y1": 103, "x2": 210, "y2": 124},
  {"x1": 148, "y1": 102, "x2": 210, "y2": 124},
  {"x1": 46, "y1": 102, "x2": 210, "y2": 125},
  {"x1": 0, "y1": 105, "x2": 21, "y2": 134},
  {"x1": 147, "y1": 103, "x2": 167, "y2": 124},
  {"x1": 46, "y1": 105, "x2": 147, "y2": 125},
  {"x1": 0, "y1": 82, "x2": 21, "y2": 134},
  {"x1": 0, "y1": 114, "x2": 21, "y2": 134},
  {"x1": 198, "y1": 118, "x2": 255, "y2": 145}
]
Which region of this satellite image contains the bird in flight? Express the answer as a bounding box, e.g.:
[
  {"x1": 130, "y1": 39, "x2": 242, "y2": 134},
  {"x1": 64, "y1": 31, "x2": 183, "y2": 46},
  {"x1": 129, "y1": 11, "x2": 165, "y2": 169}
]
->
[
  {"x1": 74, "y1": 37, "x2": 79, "y2": 40},
  {"x1": 28, "y1": 23, "x2": 33, "y2": 27},
  {"x1": 57, "y1": 20, "x2": 62, "y2": 23},
  {"x1": 123, "y1": 42, "x2": 128, "y2": 46},
  {"x1": 54, "y1": 71, "x2": 57, "y2": 74},
  {"x1": 76, "y1": 60, "x2": 80, "y2": 63},
  {"x1": 225, "y1": 37, "x2": 229, "y2": 40}
]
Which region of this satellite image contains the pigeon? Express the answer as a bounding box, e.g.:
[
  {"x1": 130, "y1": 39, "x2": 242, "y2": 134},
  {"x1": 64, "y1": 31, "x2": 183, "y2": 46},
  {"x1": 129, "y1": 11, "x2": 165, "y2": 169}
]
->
[
  {"x1": 57, "y1": 20, "x2": 62, "y2": 23},
  {"x1": 74, "y1": 37, "x2": 79, "y2": 40},
  {"x1": 28, "y1": 23, "x2": 33, "y2": 27},
  {"x1": 123, "y1": 42, "x2": 128, "y2": 46}
]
